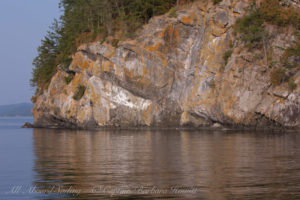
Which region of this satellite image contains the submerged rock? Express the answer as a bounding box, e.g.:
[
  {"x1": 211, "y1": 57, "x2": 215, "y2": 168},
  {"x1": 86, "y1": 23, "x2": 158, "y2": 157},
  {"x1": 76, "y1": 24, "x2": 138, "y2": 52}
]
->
[
  {"x1": 22, "y1": 122, "x2": 34, "y2": 128},
  {"x1": 32, "y1": 0, "x2": 300, "y2": 129}
]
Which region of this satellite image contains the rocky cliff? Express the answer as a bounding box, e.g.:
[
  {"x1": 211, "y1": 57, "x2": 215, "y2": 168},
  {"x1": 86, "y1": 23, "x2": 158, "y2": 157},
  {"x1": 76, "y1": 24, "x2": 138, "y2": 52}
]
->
[{"x1": 32, "y1": 0, "x2": 300, "y2": 129}]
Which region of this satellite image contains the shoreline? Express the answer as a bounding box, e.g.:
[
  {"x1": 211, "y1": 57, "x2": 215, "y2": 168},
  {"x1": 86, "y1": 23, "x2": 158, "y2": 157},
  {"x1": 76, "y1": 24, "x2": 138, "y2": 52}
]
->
[{"x1": 23, "y1": 122, "x2": 300, "y2": 133}]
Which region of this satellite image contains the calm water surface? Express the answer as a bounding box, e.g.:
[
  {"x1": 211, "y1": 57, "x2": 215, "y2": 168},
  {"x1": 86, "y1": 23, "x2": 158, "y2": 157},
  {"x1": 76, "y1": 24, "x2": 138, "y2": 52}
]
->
[{"x1": 0, "y1": 117, "x2": 300, "y2": 200}]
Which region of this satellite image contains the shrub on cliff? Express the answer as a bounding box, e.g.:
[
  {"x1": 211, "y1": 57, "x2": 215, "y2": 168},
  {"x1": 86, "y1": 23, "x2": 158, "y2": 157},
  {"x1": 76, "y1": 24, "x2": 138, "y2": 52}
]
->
[
  {"x1": 281, "y1": 34, "x2": 300, "y2": 68},
  {"x1": 73, "y1": 85, "x2": 86, "y2": 101},
  {"x1": 168, "y1": 8, "x2": 177, "y2": 18},
  {"x1": 223, "y1": 49, "x2": 233, "y2": 65},
  {"x1": 213, "y1": 0, "x2": 223, "y2": 4},
  {"x1": 288, "y1": 78, "x2": 297, "y2": 90},
  {"x1": 270, "y1": 68, "x2": 287, "y2": 85},
  {"x1": 234, "y1": 5, "x2": 266, "y2": 49},
  {"x1": 64, "y1": 74, "x2": 74, "y2": 84}
]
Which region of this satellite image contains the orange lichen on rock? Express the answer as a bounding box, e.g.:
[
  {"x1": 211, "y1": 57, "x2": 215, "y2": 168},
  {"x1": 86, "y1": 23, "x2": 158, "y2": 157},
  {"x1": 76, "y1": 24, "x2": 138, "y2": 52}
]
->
[
  {"x1": 50, "y1": 88, "x2": 56, "y2": 96},
  {"x1": 72, "y1": 53, "x2": 94, "y2": 70},
  {"x1": 145, "y1": 43, "x2": 161, "y2": 52},
  {"x1": 160, "y1": 24, "x2": 181, "y2": 54},
  {"x1": 180, "y1": 13, "x2": 195, "y2": 25},
  {"x1": 102, "y1": 61, "x2": 112, "y2": 72}
]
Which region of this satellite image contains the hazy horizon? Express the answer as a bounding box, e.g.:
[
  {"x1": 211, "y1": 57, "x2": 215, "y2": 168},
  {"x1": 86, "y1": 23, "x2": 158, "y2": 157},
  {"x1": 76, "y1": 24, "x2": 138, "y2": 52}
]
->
[
  {"x1": 0, "y1": 0, "x2": 60, "y2": 105},
  {"x1": 0, "y1": 102, "x2": 32, "y2": 106}
]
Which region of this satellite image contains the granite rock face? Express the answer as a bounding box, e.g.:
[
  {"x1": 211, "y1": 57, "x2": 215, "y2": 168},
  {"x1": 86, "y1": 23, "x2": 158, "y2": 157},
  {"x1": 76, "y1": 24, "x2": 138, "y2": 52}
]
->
[{"x1": 33, "y1": 0, "x2": 300, "y2": 129}]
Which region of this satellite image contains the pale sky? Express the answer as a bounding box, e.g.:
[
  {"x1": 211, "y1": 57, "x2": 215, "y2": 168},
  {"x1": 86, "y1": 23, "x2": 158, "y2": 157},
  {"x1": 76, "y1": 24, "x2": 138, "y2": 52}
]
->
[{"x1": 0, "y1": 0, "x2": 60, "y2": 105}]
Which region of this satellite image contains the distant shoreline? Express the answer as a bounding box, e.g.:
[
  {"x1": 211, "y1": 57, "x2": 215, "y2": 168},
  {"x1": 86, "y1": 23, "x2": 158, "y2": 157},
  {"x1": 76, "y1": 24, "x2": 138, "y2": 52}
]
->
[
  {"x1": 0, "y1": 115, "x2": 33, "y2": 118},
  {"x1": 0, "y1": 103, "x2": 33, "y2": 117}
]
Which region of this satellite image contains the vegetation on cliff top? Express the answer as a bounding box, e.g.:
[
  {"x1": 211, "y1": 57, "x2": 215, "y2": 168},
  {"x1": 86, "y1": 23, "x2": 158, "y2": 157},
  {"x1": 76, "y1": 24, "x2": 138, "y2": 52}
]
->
[
  {"x1": 234, "y1": 0, "x2": 300, "y2": 89},
  {"x1": 32, "y1": 0, "x2": 196, "y2": 90},
  {"x1": 234, "y1": 0, "x2": 300, "y2": 48}
]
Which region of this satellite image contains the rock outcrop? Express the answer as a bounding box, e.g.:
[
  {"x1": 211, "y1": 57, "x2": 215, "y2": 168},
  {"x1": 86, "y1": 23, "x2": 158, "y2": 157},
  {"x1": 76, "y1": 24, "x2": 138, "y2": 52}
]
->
[{"x1": 33, "y1": 0, "x2": 300, "y2": 129}]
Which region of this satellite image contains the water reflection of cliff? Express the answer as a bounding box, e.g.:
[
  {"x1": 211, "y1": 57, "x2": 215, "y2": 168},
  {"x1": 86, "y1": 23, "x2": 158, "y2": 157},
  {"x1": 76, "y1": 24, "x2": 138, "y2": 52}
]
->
[{"x1": 32, "y1": 129, "x2": 300, "y2": 200}]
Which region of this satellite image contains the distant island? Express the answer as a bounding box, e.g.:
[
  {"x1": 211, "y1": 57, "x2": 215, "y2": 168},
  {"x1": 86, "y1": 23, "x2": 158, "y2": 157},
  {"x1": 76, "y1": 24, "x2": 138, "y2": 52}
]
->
[{"x1": 0, "y1": 103, "x2": 33, "y2": 117}]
